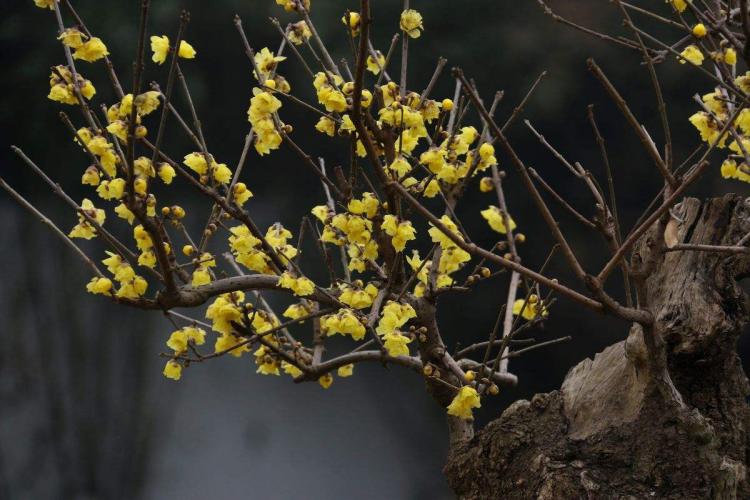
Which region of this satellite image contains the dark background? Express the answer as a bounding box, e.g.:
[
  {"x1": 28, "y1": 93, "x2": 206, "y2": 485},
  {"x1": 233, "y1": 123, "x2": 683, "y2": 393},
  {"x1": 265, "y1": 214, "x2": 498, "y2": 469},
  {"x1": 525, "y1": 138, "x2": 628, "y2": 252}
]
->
[{"x1": 0, "y1": 1, "x2": 747, "y2": 498}]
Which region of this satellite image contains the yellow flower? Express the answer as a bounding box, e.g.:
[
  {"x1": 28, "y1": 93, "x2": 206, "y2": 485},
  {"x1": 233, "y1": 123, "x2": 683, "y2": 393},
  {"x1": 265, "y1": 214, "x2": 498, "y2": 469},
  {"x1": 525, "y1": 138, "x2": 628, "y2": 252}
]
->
[
  {"x1": 233, "y1": 182, "x2": 253, "y2": 206},
  {"x1": 114, "y1": 203, "x2": 135, "y2": 224},
  {"x1": 692, "y1": 23, "x2": 707, "y2": 37},
  {"x1": 283, "y1": 303, "x2": 311, "y2": 320},
  {"x1": 212, "y1": 163, "x2": 233, "y2": 184},
  {"x1": 679, "y1": 45, "x2": 704, "y2": 65},
  {"x1": 737, "y1": 72, "x2": 750, "y2": 93},
  {"x1": 428, "y1": 215, "x2": 462, "y2": 249},
  {"x1": 183, "y1": 152, "x2": 209, "y2": 174},
  {"x1": 150, "y1": 35, "x2": 196, "y2": 65},
  {"x1": 389, "y1": 156, "x2": 412, "y2": 178},
  {"x1": 724, "y1": 48, "x2": 737, "y2": 65},
  {"x1": 163, "y1": 360, "x2": 182, "y2": 380},
  {"x1": 248, "y1": 90, "x2": 282, "y2": 120},
  {"x1": 423, "y1": 179, "x2": 440, "y2": 198},
  {"x1": 278, "y1": 272, "x2": 315, "y2": 297},
  {"x1": 512, "y1": 298, "x2": 549, "y2": 320},
  {"x1": 86, "y1": 277, "x2": 112, "y2": 295},
  {"x1": 116, "y1": 276, "x2": 148, "y2": 299},
  {"x1": 383, "y1": 332, "x2": 412, "y2": 357},
  {"x1": 135, "y1": 91, "x2": 161, "y2": 116},
  {"x1": 48, "y1": 84, "x2": 77, "y2": 105},
  {"x1": 337, "y1": 364, "x2": 354, "y2": 377},
  {"x1": 157, "y1": 163, "x2": 176, "y2": 184},
  {"x1": 347, "y1": 192, "x2": 380, "y2": 219},
  {"x1": 229, "y1": 226, "x2": 269, "y2": 273},
  {"x1": 447, "y1": 386, "x2": 481, "y2": 420},
  {"x1": 150, "y1": 35, "x2": 170, "y2": 64},
  {"x1": 342, "y1": 11, "x2": 361, "y2": 36},
  {"x1": 97, "y1": 177, "x2": 126, "y2": 200},
  {"x1": 254, "y1": 124, "x2": 283, "y2": 156},
  {"x1": 72, "y1": 37, "x2": 109, "y2": 62},
  {"x1": 321, "y1": 309, "x2": 366, "y2": 340},
  {"x1": 420, "y1": 147, "x2": 446, "y2": 174},
  {"x1": 318, "y1": 373, "x2": 333, "y2": 389},
  {"x1": 138, "y1": 250, "x2": 156, "y2": 268},
  {"x1": 282, "y1": 361, "x2": 304, "y2": 378},
  {"x1": 318, "y1": 86, "x2": 348, "y2": 113},
  {"x1": 311, "y1": 204, "x2": 331, "y2": 222},
  {"x1": 338, "y1": 284, "x2": 374, "y2": 309},
  {"x1": 178, "y1": 40, "x2": 196, "y2": 59},
  {"x1": 48, "y1": 66, "x2": 96, "y2": 105},
  {"x1": 381, "y1": 215, "x2": 416, "y2": 252},
  {"x1": 315, "y1": 116, "x2": 336, "y2": 136},
  {"x1": 192, "y1": 268, "x2": 212, "y2": 286},
  {"x1": 214, "y1": 333, "x2": 249, "y2": 357},
  {"x1": 288, "y1": 21, "x2": 312, "y2": 45},
  {"x1": 254, "y1": 346, "x2": 281, "y2": 376},
  {"x1": 167, "y1": 326, "x2": 206, "y2": 354},
  {"x1": 366, "y1": 51, "x2": 386, "y2": 74},
  {"x1": 69, "y1": 198, "x2": 105, "y2": 240},
  {"x1": 133, "y1": 224, "x2": 154, "y2": 252},
  {"x1": 438, "y1": 246, "x2": 471, "y2": 275},
  {"x1": 480, "y1": 206, "x2": 517, "y2": 234},
  {"x1": 81, "y1": 166, "x2": 101, "y2": 186},
  {"x1": 332, "y1": 214, "x2": 373, "y2": 245},
  {"x1": 58, "y1": 28, "x2": 85, "y2": 49},
  {"x1": 479, "y1": 142, "x2": 495, "y2": 160},
  {"x1": 688, "y1": 111, "x2": 728, "y2": 147},
  {"x1": 205, "y1": 292, "x2": 245, "y2": 336},
  {"x1": 400, "y1": 9, "x2": 424, "y2": 38},
  {"x1": 265, "y1": 224, "x2": 293, "y2": 249},
  {"x1": 34, "y1": 0, "x2": 55, "y2": 9},
  {"x1": 721, "y1": 159, "x2": 750, "y2": 183},
  {"x1": 276, "y1": 0, "x2": 310, "y2": 12},
  {"x1": 375, "y1": 301, "x2": 416, "y2": 336},
  {"x1": 668, "y1": 0, "x2": 688, "y2": 12},
  {"x1": 254, "y1": 47, "x2": 286, "y2": 80},
  {"x1": 247, "y1": 89, "x2": 283, "y2": 155}
]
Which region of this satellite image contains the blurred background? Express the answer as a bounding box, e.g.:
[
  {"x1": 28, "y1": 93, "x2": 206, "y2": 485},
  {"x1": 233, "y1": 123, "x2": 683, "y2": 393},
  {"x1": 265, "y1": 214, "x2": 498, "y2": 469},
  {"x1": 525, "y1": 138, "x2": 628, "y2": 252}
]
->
[{"x1": 1, "y1": 0, "x2": 748, "y2": 498}]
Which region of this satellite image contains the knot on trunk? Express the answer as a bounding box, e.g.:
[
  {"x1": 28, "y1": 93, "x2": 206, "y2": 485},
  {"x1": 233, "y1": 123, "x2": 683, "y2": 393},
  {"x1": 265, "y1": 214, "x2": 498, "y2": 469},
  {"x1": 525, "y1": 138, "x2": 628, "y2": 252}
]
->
[{"x1": 445, "y1": 196, "x2": 750, "y2": 499}]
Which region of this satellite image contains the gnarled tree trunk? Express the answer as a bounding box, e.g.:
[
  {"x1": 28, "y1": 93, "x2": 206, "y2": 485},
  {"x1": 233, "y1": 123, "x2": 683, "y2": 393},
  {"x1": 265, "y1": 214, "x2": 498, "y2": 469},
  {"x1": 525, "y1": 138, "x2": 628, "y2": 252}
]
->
[{"x1": 445, "y1": 195, "x2": 750, "y2": 499}]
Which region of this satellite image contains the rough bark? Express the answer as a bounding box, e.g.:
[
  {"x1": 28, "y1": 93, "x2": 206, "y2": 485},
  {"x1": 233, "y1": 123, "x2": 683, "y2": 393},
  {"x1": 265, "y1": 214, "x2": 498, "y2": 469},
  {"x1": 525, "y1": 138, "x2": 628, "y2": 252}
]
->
[{"x1": 445, "y1": 195, "x2": 750, "y2": 499}]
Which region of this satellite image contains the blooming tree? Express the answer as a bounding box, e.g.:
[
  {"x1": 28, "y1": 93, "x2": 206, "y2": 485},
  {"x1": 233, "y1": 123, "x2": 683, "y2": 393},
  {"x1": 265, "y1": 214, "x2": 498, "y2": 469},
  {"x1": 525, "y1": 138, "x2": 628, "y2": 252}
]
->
[{"x1": 7, "y1": 0, "x2": 750, "y2": 496}]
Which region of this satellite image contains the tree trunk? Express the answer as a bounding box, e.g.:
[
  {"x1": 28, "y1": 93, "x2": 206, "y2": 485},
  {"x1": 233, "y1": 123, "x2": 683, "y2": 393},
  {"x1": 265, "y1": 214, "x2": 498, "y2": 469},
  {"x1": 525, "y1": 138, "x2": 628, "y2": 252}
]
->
[{"x1": 444, "y1": 195, "x2": 750, "y2": 499}]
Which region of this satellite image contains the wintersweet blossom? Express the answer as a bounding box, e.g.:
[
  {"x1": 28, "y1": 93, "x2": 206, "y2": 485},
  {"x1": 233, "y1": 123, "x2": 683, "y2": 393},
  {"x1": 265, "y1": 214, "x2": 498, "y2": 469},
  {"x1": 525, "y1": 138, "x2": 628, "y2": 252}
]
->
[
  {"x1": 447, "y1": 386, "x2": 481, "y2": 420},
  {"x1": 150, "y1": 35, "x2": 196, "y2": 65},
  {"x1": 400, "y1": 9, "x2": 423, "y2": 38}
]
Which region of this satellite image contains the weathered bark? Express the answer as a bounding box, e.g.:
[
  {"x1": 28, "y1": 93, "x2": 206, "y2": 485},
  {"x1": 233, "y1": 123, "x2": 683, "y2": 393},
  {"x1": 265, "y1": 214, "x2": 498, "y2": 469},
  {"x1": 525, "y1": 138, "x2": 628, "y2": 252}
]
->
[{"x1": 445, "y1": 195, "x2": 750, "y2": 499}]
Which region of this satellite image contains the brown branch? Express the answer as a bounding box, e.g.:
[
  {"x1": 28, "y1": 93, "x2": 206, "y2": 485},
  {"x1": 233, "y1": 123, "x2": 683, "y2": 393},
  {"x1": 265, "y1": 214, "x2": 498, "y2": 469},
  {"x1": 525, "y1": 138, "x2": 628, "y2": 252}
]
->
[
  {"x1": 0, "y1": 176, "x2": 103, "y2": 278},
  {"x1": 389, "y1": 180, "x2": 606, "y2": 314},
  {"x1": 587, "y1": 58, "x2": 676, "y2": 188}
]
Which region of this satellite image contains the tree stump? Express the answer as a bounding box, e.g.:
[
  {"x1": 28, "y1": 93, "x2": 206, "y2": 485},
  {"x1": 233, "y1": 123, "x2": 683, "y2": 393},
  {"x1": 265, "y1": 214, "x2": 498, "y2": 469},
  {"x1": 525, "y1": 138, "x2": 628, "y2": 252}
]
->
[{"x1": 445, "y1": 195, "x2": 750, "y2": 499}]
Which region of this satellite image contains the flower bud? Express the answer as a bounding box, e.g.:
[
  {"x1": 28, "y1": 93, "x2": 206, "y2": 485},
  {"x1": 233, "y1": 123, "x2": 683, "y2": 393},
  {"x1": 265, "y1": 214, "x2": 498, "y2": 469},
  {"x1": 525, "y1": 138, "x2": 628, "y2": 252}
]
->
[{"x1": 171, "y1": 206, "x2": 186, "y2": 219}]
